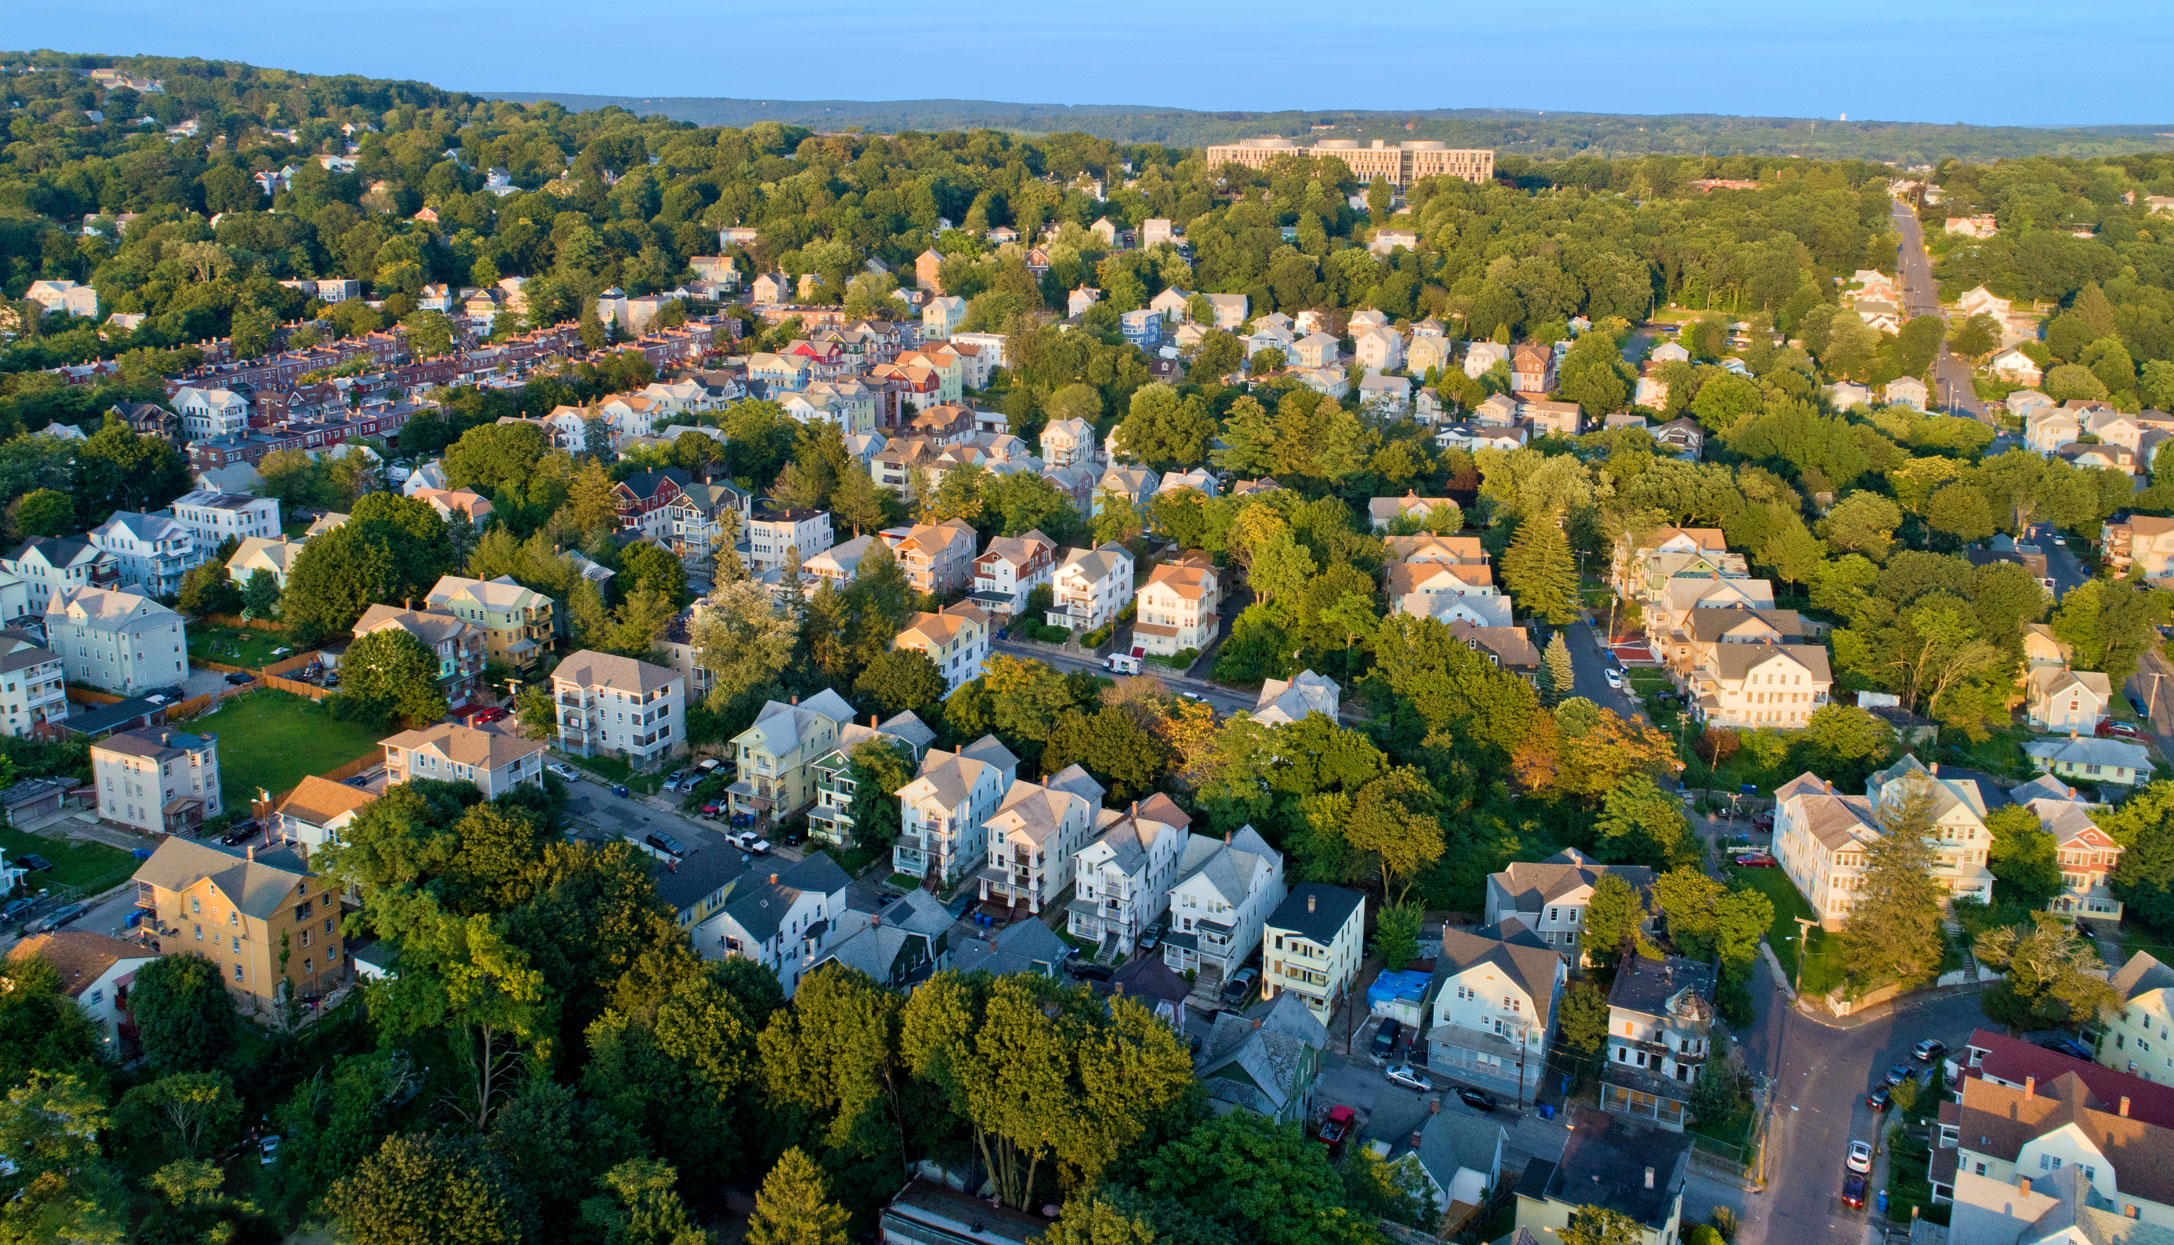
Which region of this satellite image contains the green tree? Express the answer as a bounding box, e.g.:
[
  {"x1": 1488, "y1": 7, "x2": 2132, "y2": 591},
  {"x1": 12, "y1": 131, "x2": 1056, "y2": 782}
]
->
[
  {"x1": 2104, "y1": 782, "x2": 2174, "y2": 927},
  {"x1": 176, "y1": 559, "x2": 241, "y2": 616},
  {"x1": 326, "y1": 1133, "x2": 524, "y2": 1245},
  {"x1": 1136, "y1": 1112, "x2": 1378, "y2": 1245},
  {"x1": 691, "y1": 579, "x2": 797, "y2": 709},
  {"x1": 1838, "y1": 776, "x2": 1947, "y2": 991},
  {"x1": 113, "y1": 1071, "x2": 244, "y2": 1164},
  {"x1": 0, "y1": 955, "x2": 102, "y2": 1085},
  {"x1": 130, "y1": 954, "x2": 240, "y2": 1077},
  {"x1": 745, "y1": 1148, "x2": 850, "y2": 1245},
  {"x1": 338, "y1": 627, "x2": 452, "y2": 726},
  {"x1": 1540, "y1": 631, "x2": 1575, "y2": 702},
  {"x1": 855, "y1": 649, "x2": 948, "y2": 720},
  {"x1": 0, "y1": 1072, "x2": 125, "y2": 1245},
  {"x1": 584, "y1": 1158, "x2": 709, "y2": 1245},
  {"x1": 241, "y1": 568, "x2": 282, "y2": 618},
  {"x1": 1985, "y1": 805, "x2": 2063, "y2": 908},
  {"x1": 1561, "y1": 1206, "x2": 1645, "y2": 1245},
  {"x1": 1594, "y1": 775, "x2": 1697, "y2": 869},
  {"x1": 10, "y1": 488, "x2": 73, "y2": 539},
  {"x1": 1558, "y1": 980, "x2": 1610, "y2": 1055},
  {"x1": 1371, "y1": 901, "x2": 1423, "y2": 969},
  {"x1": 1976, "y1": 914, "x2": 2120, "y2": 1033},
  {"x1": 1580, "y1": 874, "x2": 1648, "y2": 971},
  {"x1": 1501, "y1": 512, "x2": 1581, "y2": 625},
  {"x1": 619, "y1": 540, "x2": 690, "y2": 609}
]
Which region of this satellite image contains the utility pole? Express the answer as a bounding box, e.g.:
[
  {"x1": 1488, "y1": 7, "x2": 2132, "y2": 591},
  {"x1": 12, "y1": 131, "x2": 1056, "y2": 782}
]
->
[{"x1": 1792, "y1": 916, "x2": 1816, "y2": 999}]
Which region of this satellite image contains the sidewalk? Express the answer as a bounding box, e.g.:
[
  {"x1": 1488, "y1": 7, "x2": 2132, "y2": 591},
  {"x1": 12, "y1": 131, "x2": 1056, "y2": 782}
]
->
[{"x1": 1790, "y1": 980, "x2": 1988, "y2": 1032}]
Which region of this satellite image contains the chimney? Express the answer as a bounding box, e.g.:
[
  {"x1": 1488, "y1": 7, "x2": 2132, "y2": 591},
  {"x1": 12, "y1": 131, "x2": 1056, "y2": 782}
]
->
[
  {"x1": 1644, "y1": 1167, "x2": 1655, "y2": 1190},
  {"x1": 1252, "y1": 1017, "x2": 1262, "y2": 1031},
  {"x1": 1429, "y1": 1097, "x2": 1440, "y2": 1114},
  {"x1": 790, "y1": 694, "x2": 798, "y2": 705},
  {"x1": 2020, "y1": 1177, "x2": 2032, "y2": 1197},
  {"x1": 1113, "y1": 983, "x2": 1124, "y2": 996},
  {"x1": 2120, "y1": 1096, "x2": 2132, "y2": 1118},
  {"x1": 768, "y1": 872, "x2": 778, "y2": 885},
  {"x1": 2024, "y1": 1076, "x2": 2036, "y2": 1098},
  {"x1": 1308, "y1": 894, "x2": 1317, "y2": 913},
  {"x1": 246, "y1": 845, "x2": 255, "y2": 861},
  {"x1": 871, "y1": 714, "x2": 878, "y2": 726},
  {"x1": 1410, "y1": 1131, "x2": 1423, "y2": 1150}
]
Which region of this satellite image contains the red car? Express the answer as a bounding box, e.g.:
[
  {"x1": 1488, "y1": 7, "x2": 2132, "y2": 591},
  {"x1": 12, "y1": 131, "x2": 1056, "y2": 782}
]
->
[
  {"x1": 469, "y1": 706, "x2": 508, "y2": 725},
  {"x1": 1734, "y1": 852, "x2": 1779, "y2": 868},
  {"x1": 2097, "y1": 720, "x2": 2146, "y2": 741}
]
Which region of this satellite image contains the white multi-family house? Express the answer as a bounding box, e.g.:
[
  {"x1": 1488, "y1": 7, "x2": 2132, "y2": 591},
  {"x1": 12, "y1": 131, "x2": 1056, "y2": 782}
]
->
[
  {"x1": 46, "y1": 587, "x2": 187, "y2": 695},
  {"x1": 550, "y1": 649, "x2": 686, "y2": 768},
  {"x1": 2027, "y1": 666, "x2": 2113, "y2": 734},
  {"x1": 1483, "y1": 849, "x2": 1656, "y2": 961},
  {"x1": 170, "y1": 387, "x2": 249, "y2": 441},
  {"x1": 1261, "y1": 883, "x2": 1366, "y2": 1023},
  {"x1": 1047, "y1": 544, "x2": 1135, "y2": 632},
  {"x1": 272, "y1": 775, "x2": 378, "y2": 855},
  {"x1": 977, "y1": 765, "x2": 1103, "y2": 915},
  {"x1": 91, "y1": 726, "x2": 221, "y2": 835},
  {"x1": 2099, "y1": 951, "x2": 2174, "y2": 1084},
  {"x1": 726, "y1": 687, "x2": 857, "y2": 820},
  {"x1": 893, "y1": 736, "x2": 1019, "y2": 888},
  {"x1": 0, "y1": 631, "x2": 68, "y2": 739},
  {"x1": 1, "y1": 931, "x2": 156, "y2": 1055},
  {"x1": 1773, "y1": 758, "x2": 1995, "y2": 928},
  {"x1": 1428, "y1": 919, "x2": 1567, "y2": 1102},
  {"x1": 168, "y1": 490, "x2": 279, "y2": 545},
  {"x1": 1600, "y1": 955, "x2": 1716, "y2": 1131},
  {"x1": 1134, "y1": 560, "x2": 1218, "y2": 656},
  {"x1": 88, "y1": 511, "x2": 201, "y2": 599},
  {"x1": 1066, "y1": 794, "x2": 1190, "y2": 958},
  {"x1": 968, "y1": 531, "x2": 1057, "y2": 616},
  {"x1": 803, "y1": 712, "x2": 937, "y2": 848},
  {"x1": 747, "y1": 507, "x2": 833, "y2": 575},
  {"x1": 1039, "y1": 418, "x2": 1095, "y2": 468},
  {"x1": 894, "y1": 602, "x2": 991, "y2": 693},
  {"x1": 1161, "y1": 826, "x2": 1286, "y2": 981},
  {"x1": 225, "y1": 536, "x2": 300, "y2": 589},
  {"x1": 1253, "y1": 670, "x2": 1340, "y2": 726},
  {"x1": 3, "y1": 537, "x2": 118, "y2": 606},
  {"x1": 1686, "y1": 640, "x2": 1832, "y2": 730},
  {"x1": 697, "y1": 852, "x2": 853, "y2": 998}
]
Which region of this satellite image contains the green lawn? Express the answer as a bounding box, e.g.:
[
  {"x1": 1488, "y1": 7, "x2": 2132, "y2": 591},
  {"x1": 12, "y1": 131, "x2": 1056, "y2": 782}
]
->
[
  {"x1": 185, "y1": 690, "x2": 386, "y2": 808},
  {"x1": 0, "y1": 825, "x2": 139, "y2": 898},
  {"x1": 1884, "y1": 1128, "x2": 1949, "y2": 1225},
  {"x1": 186, "y1": 623, "x2": 291, "y2": 670},
  {"x1": 1725, "y1": 863, "x2": 1844, "y2": 993}
]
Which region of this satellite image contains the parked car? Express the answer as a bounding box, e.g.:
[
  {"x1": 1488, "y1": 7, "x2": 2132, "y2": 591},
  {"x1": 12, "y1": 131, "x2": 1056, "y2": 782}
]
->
[
  {"x1": 1457, "y1": 1086, "x2": 1499, "y2": 1113},
  {"x1": 1371, "y1": 1019, "x2": 1404, "y2": 1057},
  {"x1": 1220, "y1": 967, "x2": 1259, "y2": 1006},
  {"x1": 547, "y1": 762, "x2": 579, "y2": 782},
  {"x1": 2038, "y1": 1037, "x2": 2094, "y2": 1060},
  {"x1": 17, "y1": 854, "x2": 51, "y2": 872},
  {"x1": 1751, "y1": 812, "x2": 1775, "y2": 831},
  {"x1": 259, "y1": 1135, "x2": 280, "y2": 1167},
  {"x1": 1865, "y1": 1087, "x2": 1893, "y2": 1112},
  {"x1": 1733, "y1": 852, "x2": 1779, "y2": 868},
  {"x1": 1137, "y1": 921, "x2": 1163, "y2": 951},
  {"x1": 1913, "y1": 1039, "x2": 1946, "y2": 1062},
  {"x1": 1842, "y1": 1172, "x2": 1868, "y2": 1209},
  {"x1": 469, "y1": 706, "x2": 507, "y2": 725},
  {"x1": 1070, "y1": 961, "x2": 1113, "y2": 982},
  {"x1": 695, "y1": 758, "x2": 723, "y2": 774},
  {"x1": 644, "y1": 832, "x2": 689, "y2": 860},
  {"x1": 1884, "y1": 1064, "x2": 1915, "y2": 1087},
  {"x1": 3, "y1": 897, "x2": 35, "y2": 924},
  {"x1": 662, "y1": 772, "x2": 689, "y2": 792},
  {"x1": 1846, "y1": 1140, "x2": 1873, "y2": 1173},
  {"x1": 30, "y1": 902, "x2": 88, "y2": 933},
  {"x1": 2097, "y1": 720, "x2": 2147, "y2": 741},
  {"x1": 700, "y1": 802, "x2": 724, "y2": 817},
  {"x1": 1603, "y1": 667, "x2": 1625, "y2": 689},
  {"x1": 221, "y1": 821, "x2": 261, "y2": 846},
  {"x1": 1317, "y1": 1105, "x2": 1356, "y2": 1152},
  {"x1": 1384, "y1": 1065, "x2": 1432, "y2": 1093},
  {"x1": 743, "y1": 836, "x2": 772, "y2": 855},
  {"x1": 223, "y1": 671, "x2": 253, "y2": 685}
]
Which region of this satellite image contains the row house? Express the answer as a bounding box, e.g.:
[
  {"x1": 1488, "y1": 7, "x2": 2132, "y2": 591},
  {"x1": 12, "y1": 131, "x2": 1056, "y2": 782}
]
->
[
  {"x1": 977, "y1": 765, "x2": 1104, "y2": 915},
  {"x1": 353, "y1": 604, "x2": 486, "y2": 705},
  {"x1": 1601, "y1": 955, "x2": 1717, "y2": 1131},
  {"x1": 1484, "y1": 848, "x2": 1655, "y2": 962},
  {"x1": 612, "y1": 468, "x2": 689, "y2": 537},
  {"x1": 1429, "y1": 919, "x2": 1568, "y2": 1102},
  {"x1": 967, "y1": 530, "x2": 1057, "y2": 617},
  {"x1": 1134, "y1": 558, "x2": 1219, "y2": 656},
  {"x1": 89, "y1": 510, "x2": 202, "y2": 599},
  {"x1": 880, "y1": 520, "x2": 978, "y2": 594},
  {"x1": 1067, "y1": 795, "x2": 1191, "y2": 959},
  {"x1": 1773, "y1": 757, "x2": 1995, "y2": 929},
  {"x1": 893, "y1": 736, "x2": 1020, "y2": 887},
  {"x1": 894, "y1": 601, "x2": 992, "y2": 693},
  {"x1": 1162, "y1": 825, "x2": 1286, "y2": 981},
  {"x1": 551, "y1": 649, "x2": 686, "y2": 768},
  {"x1": 1047, "y1": 544, "x2": 1135, "y2": 631},
  {"x1": 0, "y1": 632, "x2": 68, "y2": 738},
  {"x1": 727, "y1": 689, "x2": 858, "y2": 820}
]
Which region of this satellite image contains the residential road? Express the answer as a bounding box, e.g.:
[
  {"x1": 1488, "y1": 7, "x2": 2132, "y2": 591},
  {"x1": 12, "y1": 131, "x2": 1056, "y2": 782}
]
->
[{"x1": 1889, "y1": 199, "x2": 1988, "y2": 424}]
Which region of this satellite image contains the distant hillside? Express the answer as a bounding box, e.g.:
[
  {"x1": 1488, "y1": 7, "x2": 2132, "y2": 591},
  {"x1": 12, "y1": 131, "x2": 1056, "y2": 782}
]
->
[{"x1": 490, "y1": 93, "x2": 2174, "y2": 162}]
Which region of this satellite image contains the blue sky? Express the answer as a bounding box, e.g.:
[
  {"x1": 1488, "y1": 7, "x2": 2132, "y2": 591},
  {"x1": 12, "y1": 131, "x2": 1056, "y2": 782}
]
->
[{"x1": 15, "y1": 1, "x2": 2174, "y2": 127}]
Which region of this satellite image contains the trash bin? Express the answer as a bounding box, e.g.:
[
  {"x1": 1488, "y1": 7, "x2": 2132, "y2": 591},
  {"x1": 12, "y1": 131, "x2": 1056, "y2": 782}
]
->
[
  {"x1": 1538, "y1": 1103, "x2": 1554, "y2": 1121},
  {"x1": 1877, "y1": 1190, "x2": 1889, "y2": 1215}
]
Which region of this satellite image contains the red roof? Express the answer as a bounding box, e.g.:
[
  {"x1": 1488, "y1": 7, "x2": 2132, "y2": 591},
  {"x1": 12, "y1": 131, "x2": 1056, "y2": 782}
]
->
[{"x1": 1964, "y1": 1028, "x2": 2174, "y2": 1129}]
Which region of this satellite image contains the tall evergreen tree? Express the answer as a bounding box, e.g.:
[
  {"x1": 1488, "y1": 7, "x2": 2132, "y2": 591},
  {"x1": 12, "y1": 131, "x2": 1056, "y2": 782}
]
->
[
  {"x1": 1540, "y1": 632, "x2": 1575, "y2": 702},
  {"x1": 1838, "y1": 776, "x2": 1947, "y2": 991},
  {"x1": 1501, "y1": 512, "x2": 1582, "y2": 625},
  {"x1": 745, "y1": 1148, "x2": 850, "y2": 1245}
]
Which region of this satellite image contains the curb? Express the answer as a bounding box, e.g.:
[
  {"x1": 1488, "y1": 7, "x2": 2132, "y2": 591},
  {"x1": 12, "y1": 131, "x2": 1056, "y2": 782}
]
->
[{"x1": 1789, "y1": 981, "x2": 1988, "y2": 1032}]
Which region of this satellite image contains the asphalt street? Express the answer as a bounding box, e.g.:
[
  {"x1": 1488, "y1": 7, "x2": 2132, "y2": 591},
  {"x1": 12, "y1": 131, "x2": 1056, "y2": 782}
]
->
[
  {"x1": 1890, "y1": 199, "x2": 1989, "y2": 424},
  {"x1": 989, "y1": 637, "x2": 1258, "y2": 716},
  {"x1": 1563, "y1": 619, "x2": 1644, "y2": 720},
  {"x1": 2026, "y1": 524, "x2": 2092, "y2": 599}
]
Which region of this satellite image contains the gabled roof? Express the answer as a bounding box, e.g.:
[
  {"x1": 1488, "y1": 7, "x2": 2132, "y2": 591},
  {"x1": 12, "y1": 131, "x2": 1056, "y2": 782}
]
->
[
  {"x1": 1486, "y1": 848, "x2": 1653, "y2": 912},
  {"x1": 382, "y1": 722, "x2": 545, "y2": 772},
  {"x1": 718, "y1": 852, "x2": 850, "y2": 944},
  {"x1": 1254, "y1": 670, "x2": 1339, "y2": 726},
  {"x1": 1437, "y1": 921, "x2": 1561, "y2": 1024},
  {"x1": 5, "y1": 930, "x2": 151, "y2": 998},
  {"x1": 275, "y1": 775, "x2": 378, "y2": 826},
  {"x1": 132, "y1": 837, "x2": 311, "y2": 921},
  {"x1": 551, "y1": 648, "x2": 680, "y2": 695},
  {"x1": 2113, "y1": 951, "x2": 2174, "y2": 1008}
]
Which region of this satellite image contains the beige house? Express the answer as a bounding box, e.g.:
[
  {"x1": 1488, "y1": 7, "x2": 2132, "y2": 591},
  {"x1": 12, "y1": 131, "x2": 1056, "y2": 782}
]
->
[
  {"x1": 1483, "y1": 848, "x2": 1655, "y2": 961},
  {"x1": 893, "y1": 735, "x2": 1019, "y2": 887},
  {"x1": 724, "y1": 686, "x2": 855, "y2": 820},
  {"x1": 426, "y1": 575, "x2": 556, "y2": 673},
  {"x1": 92, "y1": 727, "x2": 222, "y2": 836},
  {"x1": 1687, "y1": 642, "x2": 1831, "y2": 729},
  {"x1": 880, "y1": 520, "x2": 978, "y2": 594},
  {"x1": 2101, "y1": 515, "x2": 2174, "y2": 576},
  {"x1": 382, "y1": 722, "x2": 547, "y2": 799},
  {"x1": 894, "y1": 601, "x2": 991, "y2": 692},
  {"x1": 977, "y1": 766, "x2": 1103, "y2": 915},
  {"x1": 2099, "y1": 951, "x2": 2174, "y2": 1084},
  {"x1": 1047, "y1": 545, "x2": 1135, "y2": 631},
  {"x1": 131, "y1": 837, "x2": 341, "y2": 1012},
  {"x1": 1039, "y1": 417, "x2": 1096, "y2": 468},
  {"x1": 1773, "y1": 758, "x2": 1995, "y2": 929},
  {"x1": 551, "y1": 649, "x2": 687, "y2": 767},
  {"x1": 225, "y1": 536, "x2": 301, "y2": 589},
  {"x1": 1134, "y1": 560, "x2": 1219, "y2": 656}
]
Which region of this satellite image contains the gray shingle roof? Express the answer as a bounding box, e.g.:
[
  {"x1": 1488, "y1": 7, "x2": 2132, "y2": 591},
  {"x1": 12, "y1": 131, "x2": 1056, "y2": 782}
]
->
[
  {"x1": 132, "y1": 837, "x2": 311, "y2": 921},
  {"x1": 1268, "y1": 883, "x2": 1364, "y2": 946}
]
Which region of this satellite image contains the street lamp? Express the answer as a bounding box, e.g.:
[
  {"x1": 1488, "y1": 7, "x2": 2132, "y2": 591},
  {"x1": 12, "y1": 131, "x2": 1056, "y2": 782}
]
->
[{"x1": 1791, "y1": 916, "x2": 1816, "y2": 999}]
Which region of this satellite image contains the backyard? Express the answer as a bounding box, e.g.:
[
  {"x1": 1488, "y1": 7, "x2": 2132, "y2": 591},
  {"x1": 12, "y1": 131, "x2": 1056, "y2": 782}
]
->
[
  {"x1": 186, "y1": 622, "x2": 292, "y2": 670},
  {"x1": 183, "y1": 690, "x2": 385, "y2": 808},
  {"x1": 1, "y1": 825, "x2": 139, "y2": 898}
]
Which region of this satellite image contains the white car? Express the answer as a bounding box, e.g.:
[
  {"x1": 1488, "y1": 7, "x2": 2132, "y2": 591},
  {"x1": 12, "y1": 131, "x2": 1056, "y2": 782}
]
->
[
  {"x1": 547, "y1": 762, "x2": 579, "y2": 782},
  {"x1": 1846, "y1": 1140, "x2": 1873, "y2": 1173},
  {"x1": 1603, "y1": 667, "x2": 1625, "y2": 690},
  {"x1": 1384, "y1": 1065, "x2": 1432, "y2": 1093}
]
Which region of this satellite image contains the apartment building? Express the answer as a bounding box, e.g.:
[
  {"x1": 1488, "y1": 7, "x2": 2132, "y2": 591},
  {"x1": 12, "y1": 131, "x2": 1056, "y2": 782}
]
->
[
  {"x1": 3, "y1": 536, "x2": 119, "y2": 605},
  {"x1": 1204, "y1": 137, "x2": 1493, "y2": 186},
  {"x1": 131, "y1": 837, "x2": 342, "y2": 1012},
  {"x1": 697, "y1": 852, "x2": 853, "y2": 998},
  {"x1": 1601, "y1": 955, "x2": 1716, "y2": 1131},
  {"x1": 1610, "y1": 526, "x2": 1742, "y2": 603},
  {"x1": 977, "y1": 765, "x2": 1103, "y2": 915},
  {"x1": 1039, "y1": 418, "x2": 1095, "y2": 468},
  {"x1": 92, "y1": 727, "x2": 222, "y2": 835},
  {"x1": 551, "y1": 649, "x2": 687, "y2": 768},
  {"x1": 169, "y1": 489, "x2": 280, "y2": 546},
  {"x1": 170, "y1": 386, "x2": 250, "y2": 441},
  {"x1": 664, "y1": 481, "x2": 753, "y2": 560},
  {"x1": 1, "y1": 931, "x2": 155, "y2": 1054},
  {"x1": 880, "y1": 520, "x2": 978, "y2": 594},
  {"x1": 748, "y1": 507, "x2": 834, "y2": 574},
  {"x1": 726, "y1": 687, "x2": 858, "y2": 820},
  {"x1": 1261, "y1": 883, "x2": 1366, "y2": 1023},
  {"x1": 1161, "y1": 825, "x2": 1286, "y2": 980},
  {"x1": 382, "y1": 722, "x2": 546, "y2": 799},
  {"x1": 1483, "y1": 848, "x2": 1656, "y2": 961},
  {"x1": 893, "y1": 736, "x2": 1020, "y2": 888},
  {"x1": 426, "y1": 574, "x2": 556, "y2": 673},
  {"x1": 1067, "y1": 794, "x2": 1190, "y2": 958},
  {"x1": 89, "y1": 510, "x2": 201, "y2": 599},
  {"x1": 2101, "y1": 514, "x2": 2174, "y2": 577},
  {"x1": 968, "y1": 531, "x2": 1057, "y2": 616},
  {"x1": 894, "y1": 601, "x2": 991, "y2": 693},
  {"x1": 271, "y1": 775, "x2": 377, "y2": 855},
  {"x1": 0, "y1": 631, "x2": 67, "y2": 738},
  {"x1": 1773, "y1": 758, "x2": 1995, "y2": 929},
  {"x1": 1047, "y1": 544, "x2": 1135, "y2": 631},
  {"x1": 1134, "y1": 560, "x2": 1219, "y2": 656},
  {"x1": 46, "y1": 586, "x2": 187, "y2": 695},
  {"x1": 352, "y1": 604, "x2": 486, "y2": 705},
  {"x1": 1687, "y1": 641, "x2": 1831, "y2": 730},
  {"x1": 1934, "y1": 1060, "x2": 2173, "y2": 1227},
  {"x1": 2100, "y1": 952, "x2": 2174, "y2": 1085},
  {"x1": 1428, "y1": 920, "x2": 1567, "y2": 1102}
]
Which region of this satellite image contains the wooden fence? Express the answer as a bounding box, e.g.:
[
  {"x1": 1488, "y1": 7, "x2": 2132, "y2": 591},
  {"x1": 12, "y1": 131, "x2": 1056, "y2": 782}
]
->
[{"x1": 65, "y1": 687, "x2": 123, "y2": 706}]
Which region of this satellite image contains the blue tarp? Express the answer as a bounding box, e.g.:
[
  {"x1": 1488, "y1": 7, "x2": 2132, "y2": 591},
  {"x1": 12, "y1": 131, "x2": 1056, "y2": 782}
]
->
[{"x1": 1367, "y1": 969, "x2": 1431, "y2": 1016}]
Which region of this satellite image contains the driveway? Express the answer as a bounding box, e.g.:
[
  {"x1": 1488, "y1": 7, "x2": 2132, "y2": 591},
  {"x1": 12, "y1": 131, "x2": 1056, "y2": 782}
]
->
[{"x1": 561, "y1": 776, "x2": 772, "y2": 862}]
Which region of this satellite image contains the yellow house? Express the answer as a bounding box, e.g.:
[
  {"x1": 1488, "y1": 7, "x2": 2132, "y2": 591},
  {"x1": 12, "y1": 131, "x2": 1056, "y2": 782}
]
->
[
  {"x1": 131, "y1": 837, "x2": 342, "y2": 1012},
  {"x1": 425, "y1": 574, "x2": 556, "y2": 672},
  {"x1": 2100, "y1": 952, "x2": 2174, "y2": 1084}
]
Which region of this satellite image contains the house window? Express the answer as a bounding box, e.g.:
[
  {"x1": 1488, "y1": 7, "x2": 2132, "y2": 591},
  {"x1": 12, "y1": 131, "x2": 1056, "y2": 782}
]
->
[{"x1": 232, "y1": 965, "x2": 243, "y2": 982}]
